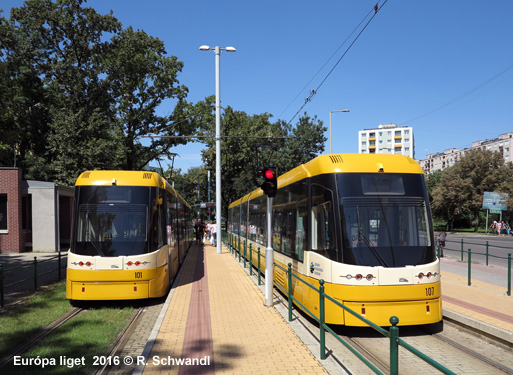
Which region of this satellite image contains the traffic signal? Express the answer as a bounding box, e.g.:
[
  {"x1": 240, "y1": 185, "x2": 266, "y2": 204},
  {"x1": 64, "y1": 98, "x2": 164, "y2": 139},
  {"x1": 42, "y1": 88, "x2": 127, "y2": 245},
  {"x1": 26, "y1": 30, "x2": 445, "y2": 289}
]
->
[{"x1": 260, "y1": 166, "x2": 277, "y2": 197}]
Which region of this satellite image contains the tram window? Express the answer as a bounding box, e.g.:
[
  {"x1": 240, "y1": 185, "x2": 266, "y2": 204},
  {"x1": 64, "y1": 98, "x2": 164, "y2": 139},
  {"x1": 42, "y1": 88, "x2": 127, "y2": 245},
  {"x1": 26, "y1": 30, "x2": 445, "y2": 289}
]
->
[
  {"x1": 311, "y1": 184, "x2": 336, "y2": 260},
  {"x1": 295, "y1": 200, "x2": 307, "y2": 261}
]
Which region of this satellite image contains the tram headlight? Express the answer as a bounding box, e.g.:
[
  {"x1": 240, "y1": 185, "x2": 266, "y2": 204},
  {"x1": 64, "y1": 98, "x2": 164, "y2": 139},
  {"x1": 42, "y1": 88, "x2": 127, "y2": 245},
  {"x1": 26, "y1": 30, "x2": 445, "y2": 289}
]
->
[
  {"x1": 355, "y1": 274, "x2": 363, "y2": 281},
  {"x1": 366, "y1": 274, "x2": 374, "y2": 281}
]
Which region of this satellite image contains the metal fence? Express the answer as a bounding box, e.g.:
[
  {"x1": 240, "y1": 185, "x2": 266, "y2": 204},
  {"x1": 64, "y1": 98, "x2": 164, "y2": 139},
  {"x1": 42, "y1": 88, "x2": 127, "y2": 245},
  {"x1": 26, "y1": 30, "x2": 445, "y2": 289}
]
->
[
  {"x1": 225, "y1": 232, "x2": 456, "y2": 375},
  {"x1": 0, "y1": 251, "x2": 67, "y2": 308},
  {"x1": 441, "y1": 239, "x2": 512, "y2": 296}
]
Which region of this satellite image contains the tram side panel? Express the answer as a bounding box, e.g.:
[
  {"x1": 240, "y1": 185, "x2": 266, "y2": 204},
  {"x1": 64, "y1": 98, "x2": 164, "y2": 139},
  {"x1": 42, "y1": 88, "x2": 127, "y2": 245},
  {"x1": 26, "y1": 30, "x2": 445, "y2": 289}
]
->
[{"x1": 228, "y1": 154, "x2": 442, "y2": 327}]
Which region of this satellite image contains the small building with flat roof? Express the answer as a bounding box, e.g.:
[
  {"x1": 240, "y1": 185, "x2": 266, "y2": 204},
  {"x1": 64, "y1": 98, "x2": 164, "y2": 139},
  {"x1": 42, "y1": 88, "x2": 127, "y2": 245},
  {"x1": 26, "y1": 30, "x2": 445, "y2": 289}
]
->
[{"x1": 0, "y1": 168, "x2": 73, "y2": 253}]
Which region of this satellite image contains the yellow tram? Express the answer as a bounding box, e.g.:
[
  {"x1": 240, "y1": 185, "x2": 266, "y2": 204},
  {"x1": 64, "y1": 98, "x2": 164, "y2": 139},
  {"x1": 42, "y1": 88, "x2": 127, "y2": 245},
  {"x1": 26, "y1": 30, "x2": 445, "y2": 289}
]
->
[
  {"x1": 228, "y1": 154, "x2": 442, "y2": 327},
  {"x1": 66, "y1": 170, "x2": 193, "y2": 302}
]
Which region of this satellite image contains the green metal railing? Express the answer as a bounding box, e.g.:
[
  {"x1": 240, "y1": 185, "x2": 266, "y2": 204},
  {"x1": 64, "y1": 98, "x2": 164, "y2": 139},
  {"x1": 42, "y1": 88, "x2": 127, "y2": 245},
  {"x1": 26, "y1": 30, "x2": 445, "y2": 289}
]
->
[
  {"x1": 441, "y1": 238, "x2": 513, "y2": 296},
  {"x1": 0, "y1": 251, "x2": 67, "y2": 308},
  {"x1": 224, "y1": 232, "x2": 456, "y2": 375}
]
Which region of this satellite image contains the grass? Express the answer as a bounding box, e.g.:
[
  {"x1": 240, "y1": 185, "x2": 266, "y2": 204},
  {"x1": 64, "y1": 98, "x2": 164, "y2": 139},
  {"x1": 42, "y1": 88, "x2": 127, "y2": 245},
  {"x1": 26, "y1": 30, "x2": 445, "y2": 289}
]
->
[
  {"x1": 3, "y1": 307, "x2": 134, "y2": 375},
  {"x1": 0, "y1": 282, "x2": 72, "y2": 357},
  {"x1": 0, "y1": 282, "x2": 136, "y2": 375}
]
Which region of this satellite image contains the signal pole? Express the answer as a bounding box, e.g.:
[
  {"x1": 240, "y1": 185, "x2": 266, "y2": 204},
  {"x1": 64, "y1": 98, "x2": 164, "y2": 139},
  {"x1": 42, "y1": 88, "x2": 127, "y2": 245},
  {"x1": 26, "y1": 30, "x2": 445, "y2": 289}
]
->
[
  {"x1": 265, "y1": 195, "x2": 274, "y2": 306},
  {"x1": 260, "y1": 166, "x2": 277, "y2": 307}
]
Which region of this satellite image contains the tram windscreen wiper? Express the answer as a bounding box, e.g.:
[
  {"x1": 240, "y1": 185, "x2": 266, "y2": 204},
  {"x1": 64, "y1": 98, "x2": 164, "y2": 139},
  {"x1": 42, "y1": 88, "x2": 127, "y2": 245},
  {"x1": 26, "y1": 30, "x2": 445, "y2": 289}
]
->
[{"x1": 356, "y1": 206, "x2": 389, "y2": 267}]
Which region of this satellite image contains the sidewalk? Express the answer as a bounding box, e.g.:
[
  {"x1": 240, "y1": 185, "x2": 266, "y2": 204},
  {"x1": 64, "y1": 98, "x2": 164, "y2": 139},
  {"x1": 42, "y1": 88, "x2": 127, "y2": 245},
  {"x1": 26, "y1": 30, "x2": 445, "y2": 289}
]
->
[
  {"x1": 138, "y1": 243, "x2": 327, "y2": 375},
  {"x1": 441, "y1": 261, "x2": 513, "y2": 344}
]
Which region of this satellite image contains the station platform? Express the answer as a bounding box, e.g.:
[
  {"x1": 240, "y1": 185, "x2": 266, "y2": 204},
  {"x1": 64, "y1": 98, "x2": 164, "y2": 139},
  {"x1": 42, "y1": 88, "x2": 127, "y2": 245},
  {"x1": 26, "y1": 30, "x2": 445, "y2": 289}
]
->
[
  {"x1": 440, "y1": 257, "x2": 513, "y2": 345},
  {"x1": 137, "y1": 243, "x2": 328, "y2": 375},
  {"x1": 134, "y1": 242, "x2": 513, "y2": 374}
]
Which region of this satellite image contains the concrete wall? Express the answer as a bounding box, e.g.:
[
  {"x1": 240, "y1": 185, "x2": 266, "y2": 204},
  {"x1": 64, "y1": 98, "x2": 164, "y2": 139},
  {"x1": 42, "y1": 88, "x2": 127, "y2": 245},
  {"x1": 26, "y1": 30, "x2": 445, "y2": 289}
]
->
[{"x1": 29, "y1": 186, "x2": 57, "y2": 252}]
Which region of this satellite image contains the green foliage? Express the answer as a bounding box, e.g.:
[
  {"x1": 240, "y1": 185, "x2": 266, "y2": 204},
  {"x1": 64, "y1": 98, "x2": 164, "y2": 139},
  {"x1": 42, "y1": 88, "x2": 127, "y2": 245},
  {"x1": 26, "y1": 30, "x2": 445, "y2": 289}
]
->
[
  {"x1": 430, "y1": 149, "x2": 513, "y2": 231},
  {"x1": 0, "y1": 0, "x2": 202, "y2": 185},
  {"x1": 196, "y1": 109, "x2": 326, "y2": 216}
]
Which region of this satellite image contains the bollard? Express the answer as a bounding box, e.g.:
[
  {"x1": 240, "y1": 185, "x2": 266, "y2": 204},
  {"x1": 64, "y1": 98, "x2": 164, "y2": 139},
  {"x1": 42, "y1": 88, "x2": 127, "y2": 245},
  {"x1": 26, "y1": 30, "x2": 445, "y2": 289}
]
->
[
  {"x1": 319, "y1": 279, "x2": 326, "y2": 360},
  {"x1": 258, "y1": 248, "x2": 261, "y2": 286},
  {"x1": 34, "y1": 256, "x2": 38, "y2": 290},
  {"x1": 486, "y1": 241, "x2": 489, "y2": 266},
  {"x1": 460, "y1": 239, "x2": 464, "y2": 261},
  {"x1": 287, "y1": 263, "x2": 293, "y2": 322},
  {"x1": 508, "y1": 253, "x2": 512, "y2": 297},
  {"x1": 389, "y1": 316, "x2": 399, "y2": 375},
  {"x1": 467, "y1": 249, "x2": 472, "y2": 286}
]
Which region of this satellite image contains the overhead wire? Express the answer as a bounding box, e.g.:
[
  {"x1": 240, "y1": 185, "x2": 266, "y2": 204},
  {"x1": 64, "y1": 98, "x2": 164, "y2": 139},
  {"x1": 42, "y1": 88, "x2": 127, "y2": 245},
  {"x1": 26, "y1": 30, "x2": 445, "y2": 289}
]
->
[
  {"x1": 399, "y1": 61, "x2": 513, "y2": 126},
  {"x1": 285, "y1": 0, "x2": 389, "y2": 125}
]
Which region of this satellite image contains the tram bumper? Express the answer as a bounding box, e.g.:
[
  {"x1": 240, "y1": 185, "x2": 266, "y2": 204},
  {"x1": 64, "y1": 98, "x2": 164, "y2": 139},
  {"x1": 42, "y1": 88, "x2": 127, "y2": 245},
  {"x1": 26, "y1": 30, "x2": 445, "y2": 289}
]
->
[
  {"x1": 342, "y1": 298, "x2": 442, "y2": 326},
  {"x1": 67, "y1": 279, "x2": 150, "y2": 300}
]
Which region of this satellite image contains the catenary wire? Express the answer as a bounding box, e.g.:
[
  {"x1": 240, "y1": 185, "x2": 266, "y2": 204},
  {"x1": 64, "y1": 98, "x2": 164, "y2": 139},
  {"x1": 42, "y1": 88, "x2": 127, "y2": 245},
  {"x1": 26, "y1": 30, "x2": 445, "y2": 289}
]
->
[{"x1": 286, "y1": 0, "x2": 389, "y2": 126}]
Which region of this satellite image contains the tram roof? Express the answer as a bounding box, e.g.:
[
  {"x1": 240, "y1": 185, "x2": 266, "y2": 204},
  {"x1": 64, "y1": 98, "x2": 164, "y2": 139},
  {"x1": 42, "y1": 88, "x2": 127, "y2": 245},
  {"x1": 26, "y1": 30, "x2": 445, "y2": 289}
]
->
[
  {"x1": 75, "y1": 170, "x2": 167, "y2": 188},
  {"x1": 230, "y1": 153, "x2": 423, "y2": 208}
]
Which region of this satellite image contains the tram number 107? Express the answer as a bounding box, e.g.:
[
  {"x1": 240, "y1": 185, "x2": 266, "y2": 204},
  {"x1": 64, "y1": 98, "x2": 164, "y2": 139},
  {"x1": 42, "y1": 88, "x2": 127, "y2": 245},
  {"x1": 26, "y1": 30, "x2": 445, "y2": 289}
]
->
[
  {"x1": 135, "y1": 272, "x2": 143, "y2": 279},
  {"x1": 425, "y1": 286, "x2": 435, "y2": 296}
]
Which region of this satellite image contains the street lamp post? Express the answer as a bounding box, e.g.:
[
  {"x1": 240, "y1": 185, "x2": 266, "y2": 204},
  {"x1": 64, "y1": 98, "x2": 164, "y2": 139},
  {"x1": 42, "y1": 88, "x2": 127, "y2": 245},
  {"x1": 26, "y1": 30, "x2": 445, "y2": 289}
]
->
[
  {"x1": 329, "y1": 109, "x2": 350, "y2": 154},
  {"x1": 199, "y1": 45, "x2": 236, "y2": 254}
]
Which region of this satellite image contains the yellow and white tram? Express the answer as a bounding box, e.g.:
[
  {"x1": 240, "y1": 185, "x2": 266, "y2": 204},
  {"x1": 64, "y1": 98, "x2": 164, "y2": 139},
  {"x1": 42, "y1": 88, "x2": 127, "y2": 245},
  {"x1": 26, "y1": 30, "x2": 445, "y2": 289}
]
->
[
  {"x1": 228, "y1": 154, "x2": 442, "y2": 327},
  {"x1": 66, "y1": 170, "x2": 193, "y2": 302}
]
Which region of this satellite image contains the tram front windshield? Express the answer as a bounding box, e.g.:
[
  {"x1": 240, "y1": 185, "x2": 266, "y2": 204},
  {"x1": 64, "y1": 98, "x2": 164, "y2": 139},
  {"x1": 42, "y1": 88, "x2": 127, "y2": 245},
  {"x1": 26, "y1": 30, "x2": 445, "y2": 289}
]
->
[
  {"x1": 72, "y1": 186, "x2": 152, "y2": 257},
  {"x1": 338, "y1": 173, "x2": 435, "y2": 267}
]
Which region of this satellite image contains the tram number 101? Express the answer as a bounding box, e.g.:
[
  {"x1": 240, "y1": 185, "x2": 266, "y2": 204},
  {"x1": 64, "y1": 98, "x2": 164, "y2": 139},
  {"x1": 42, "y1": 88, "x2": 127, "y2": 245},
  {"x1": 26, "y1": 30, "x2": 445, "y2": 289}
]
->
[
  {"x1": 425, "y1": 286, "x2": 435, "y2": 296},
  {"x1": 135, "y1": 272, "x2": 143, "y2": 279}
]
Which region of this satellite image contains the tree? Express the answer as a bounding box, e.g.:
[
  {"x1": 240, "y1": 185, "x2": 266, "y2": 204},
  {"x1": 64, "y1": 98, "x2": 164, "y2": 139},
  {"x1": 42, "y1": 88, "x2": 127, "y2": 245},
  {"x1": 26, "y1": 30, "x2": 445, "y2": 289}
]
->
[
  {"x1": 199, "y1": 109, "x2": 326, "y2": 216},
  {"x1": 1, "y1": 0, "x2": 205, "y2": 185},
  {"x1": 431, "y1": 149, "x2": 513, "y2": 231}
]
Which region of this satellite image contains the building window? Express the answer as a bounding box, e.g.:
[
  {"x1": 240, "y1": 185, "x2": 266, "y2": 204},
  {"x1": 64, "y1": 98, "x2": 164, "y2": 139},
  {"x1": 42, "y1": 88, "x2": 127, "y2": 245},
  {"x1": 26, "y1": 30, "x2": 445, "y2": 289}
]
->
[
  {"x1": 0, "y1": 194, "x2": 7, "y2": 231},
  {"x1": 405, "y1": 130, "x2": 409, "y2": 134}
]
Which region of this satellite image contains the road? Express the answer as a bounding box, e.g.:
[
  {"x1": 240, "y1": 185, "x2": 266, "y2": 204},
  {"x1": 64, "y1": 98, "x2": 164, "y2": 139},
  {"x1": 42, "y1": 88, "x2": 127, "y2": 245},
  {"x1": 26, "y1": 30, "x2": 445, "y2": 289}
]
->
[{"x1": 439, "y1": 232, "x2": 513, "y2": 290}]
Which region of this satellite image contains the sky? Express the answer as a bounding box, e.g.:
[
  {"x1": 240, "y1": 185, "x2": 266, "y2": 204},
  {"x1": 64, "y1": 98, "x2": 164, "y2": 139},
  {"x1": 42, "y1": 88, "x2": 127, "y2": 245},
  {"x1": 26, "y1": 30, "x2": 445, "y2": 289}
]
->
[{"x1": 3, "y1": 0, "x2": 513, "y2": 173}]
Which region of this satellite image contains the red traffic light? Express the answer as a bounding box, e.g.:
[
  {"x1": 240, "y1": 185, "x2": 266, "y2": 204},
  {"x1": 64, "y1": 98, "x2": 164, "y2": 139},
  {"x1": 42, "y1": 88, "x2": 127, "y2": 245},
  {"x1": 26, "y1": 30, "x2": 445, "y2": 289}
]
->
[
  {"x1": 260, "y1": 166, "x2": 278, "y2": 197},
  {"x1": 264, "y1": 169, "x2": 274, "y2": 179}
]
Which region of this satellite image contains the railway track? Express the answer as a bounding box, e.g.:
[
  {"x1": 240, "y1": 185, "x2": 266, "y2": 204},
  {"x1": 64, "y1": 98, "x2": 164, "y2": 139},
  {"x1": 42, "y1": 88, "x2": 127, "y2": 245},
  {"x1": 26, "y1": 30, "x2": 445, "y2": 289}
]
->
[
  {"x1": 0, "y1": 304, "x2": 147, "y2": 374},
  {"x1": 271, "y1": 286, "x2": 513, "y2": 374},
  {"x1": 0, "y1": 307, "x2": 84, "y2": 369},
  {"x1": 92, "y1": 306, "x2": 146, "y2": 375},
  {"x1": 338, "y1": 321, "x2": 513, "y2": 374}
]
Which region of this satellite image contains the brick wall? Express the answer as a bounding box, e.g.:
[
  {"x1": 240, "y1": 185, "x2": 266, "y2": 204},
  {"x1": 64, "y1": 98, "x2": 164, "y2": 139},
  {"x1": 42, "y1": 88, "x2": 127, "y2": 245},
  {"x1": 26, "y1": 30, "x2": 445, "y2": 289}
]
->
[{"x1": 0, "y1": 168, "x2": 23, "y2": 252}]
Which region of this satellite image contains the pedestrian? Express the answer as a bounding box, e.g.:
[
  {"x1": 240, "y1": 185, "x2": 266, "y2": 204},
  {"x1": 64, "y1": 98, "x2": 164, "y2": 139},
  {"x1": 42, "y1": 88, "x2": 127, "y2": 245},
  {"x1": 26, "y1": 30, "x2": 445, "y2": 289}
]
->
[
  {"x1": 194, "y1": 220, "x2": 203, "y2": 244},
  {"x1": 212, "y1": 221, "x2": 217, "y2": 246}
]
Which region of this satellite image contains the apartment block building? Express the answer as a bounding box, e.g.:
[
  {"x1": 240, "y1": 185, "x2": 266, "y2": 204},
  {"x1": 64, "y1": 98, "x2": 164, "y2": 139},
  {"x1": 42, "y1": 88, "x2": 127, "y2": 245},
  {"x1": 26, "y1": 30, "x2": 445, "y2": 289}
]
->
[
  {"x1": 358, "y1": 124, "x2": 415, "y2": 159},
  {"x1": 418, "y1": 132, "x2": 513, "y2": 174}
]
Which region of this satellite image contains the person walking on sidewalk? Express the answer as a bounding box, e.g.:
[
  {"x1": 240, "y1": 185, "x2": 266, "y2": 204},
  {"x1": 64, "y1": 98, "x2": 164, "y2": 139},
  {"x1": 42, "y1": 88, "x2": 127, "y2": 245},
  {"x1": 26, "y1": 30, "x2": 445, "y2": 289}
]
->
[{"x1": 212, "y1": 221, "x2": 217, "y2": 247}]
